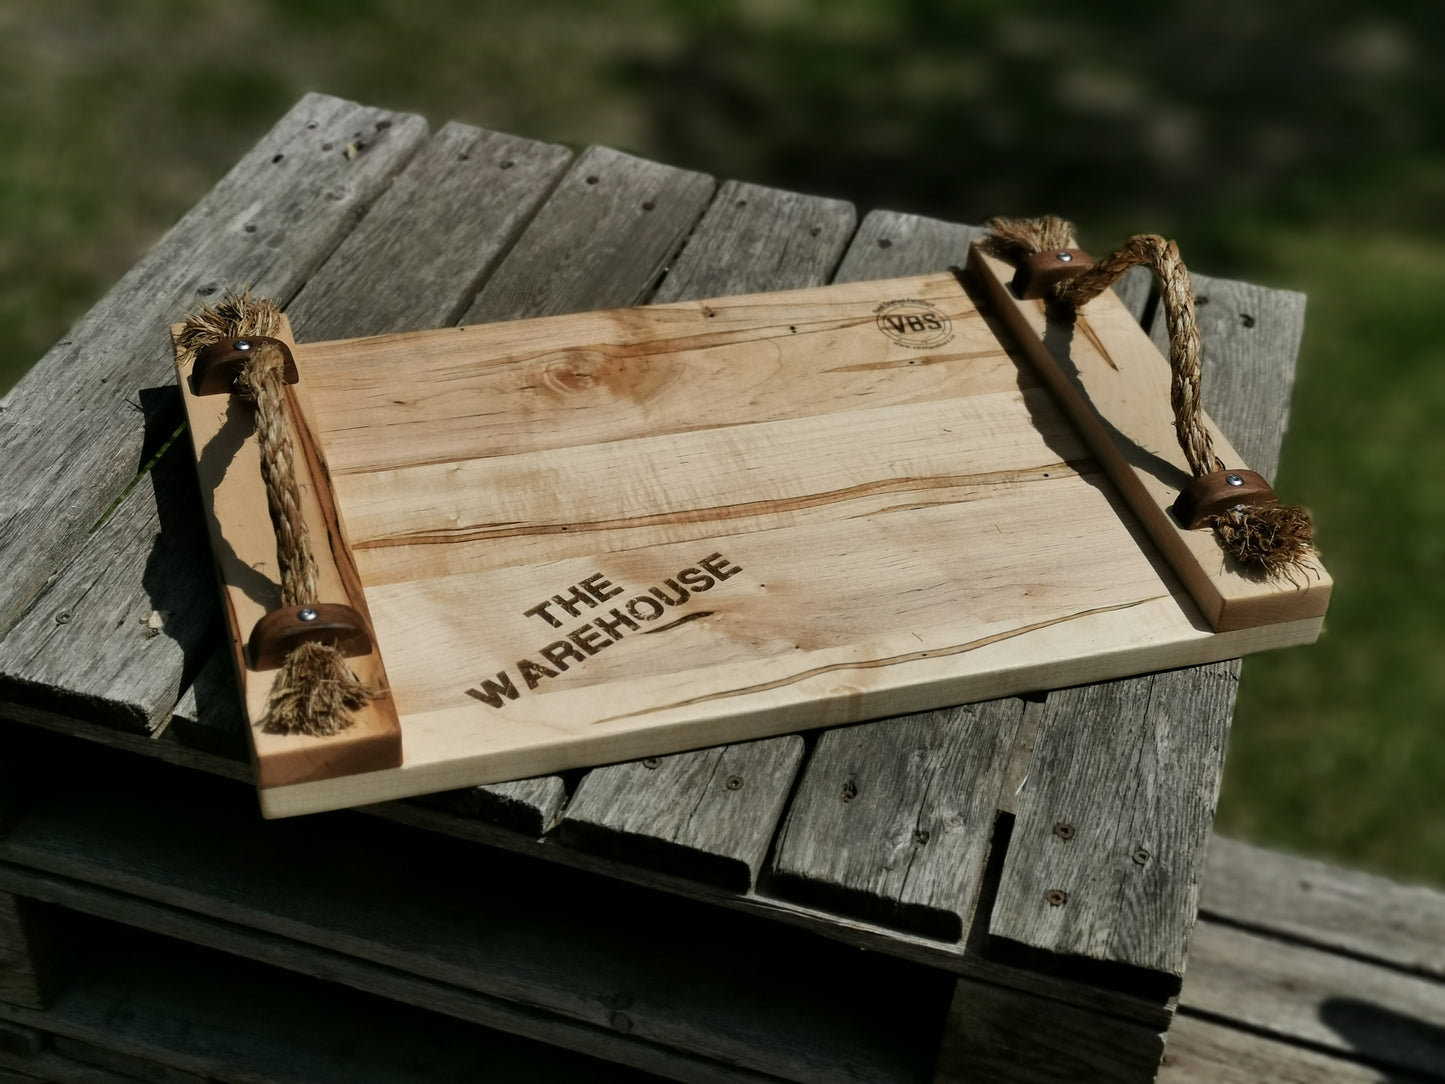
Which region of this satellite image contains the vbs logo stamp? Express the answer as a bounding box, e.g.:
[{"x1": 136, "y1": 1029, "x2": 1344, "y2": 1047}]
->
[{"x1": 875, "y1": 298, "x2": 953, "y2": 350}]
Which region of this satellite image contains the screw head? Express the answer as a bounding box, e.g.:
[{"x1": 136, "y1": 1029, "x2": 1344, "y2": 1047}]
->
[
  {"x1": 297, "y1": 607, "x2": 319, "y2": 622},
  {"x1": 1226, "y1": 474, "x2": 1245, "y2": 487},
  {"x1": 1133, "y1": 848, "x2": 1151, "y2": 865},
  {"x1": 1055, "y1": 251, "x2": 1073, "y2": 262},
  {"x1": 233, "y1": 339, "x2": 252, "y2": 351},
  {"x1": 1046, "y1": 889, "x2": 1068, "y2": 907},
  {"x1": 642, "y1": 757, "x2": 661, "y2": 770},
  {"x1": 725, "y1": 775, "x2": 744, "y2": 791},
  {"x1": 1053, "y1": 821, "x2": 1076, "y2": 840}
]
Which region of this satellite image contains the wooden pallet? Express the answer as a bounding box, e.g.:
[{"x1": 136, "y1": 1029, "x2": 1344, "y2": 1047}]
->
[{"x1": 175, "y1": 250, "x2": 1329, "y2": 817}]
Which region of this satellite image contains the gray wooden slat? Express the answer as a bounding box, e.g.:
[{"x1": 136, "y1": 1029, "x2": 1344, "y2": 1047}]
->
[
  {"x1": 38, "y1": 123, "x2": 574, "y2": 748},
  {"x1": 771, "y1": 701, "x2": 1025, "y2": 941},
  {"x1": 1111, "y1": 265, "x2": 1156, "y2": 325},
  {"x1": 0, "y1": 445, "x2": 215, "y2": 735},
  {"x1": 461, "y1": 146, "x2": 716, "y2": 324},
  {"x1": 1201, "y1": 834, "x2": 1445, "y2": 980},
  {"x1": 0, "y1": 1020, "x2": 44, "y2": 1059},
  {"x1": 168, "y1": 652, "x2": 248, "y2": 762},
  {"x1": 933, "y1": 974, "x2": 1166, "y2": 1084},
  {"x1": 0, "y1": 762, "x2": 953, "y2": 1084},
  {"x1": 988, "y1": 667, "x2": 1233, "y2": 998},
  {"x1": 561, "y1": 737, "x2": 806, "y2": 891},
  {"x1": 0, "y1": 94, "x2": 428, "y2": 637},
  {"x1": 1183, "y1": 918, "x2": 1445, "y2": 1079},
  {"x1": 0, "y1": 1046, "x2": 136, "y2": 1084},
  {"x1": 285, "y1": 122, "x2": 573, "y2": 340},
  {"x1": 650, "y1": 179, "x2": 855, "y2": 302},
  {"x1": 551, "y1": 180, "x2": 853, "y2": 879},
  {"x1": 420, "y1": 778, "x2": 569, "y2": 838},
  {"x1": 1, "y1": 917, "x2": 668, "y2": 1084},
  {"x1": 1159, "y1": 1015, "x2": 1409, "y2": 1084},
  {"x1": 1148, "y1": 273, "x2": 1305, "y2": 482},
  {"x1": 831, "y1": 210, "x2": 984, "y2": 283}
]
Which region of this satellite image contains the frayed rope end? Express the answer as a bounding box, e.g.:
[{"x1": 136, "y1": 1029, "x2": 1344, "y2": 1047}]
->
[
  {"x1": 981, "y1": 215, "x2": 1077, "y2": 260},
  {"x1": 1209, "y1": 503, "x2": 1316, "y2": 581},
  {"x1": 260, "y1": 641, "x2": 374, "y2": 737},
  {"x1": 176, "y1": 289, "x2": 282, "y2": 360}
]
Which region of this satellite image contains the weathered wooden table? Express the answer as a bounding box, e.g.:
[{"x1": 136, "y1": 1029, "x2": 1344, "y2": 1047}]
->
[{"x1": 0, "y1": 93, "x2": 1351, "y2": 1082}]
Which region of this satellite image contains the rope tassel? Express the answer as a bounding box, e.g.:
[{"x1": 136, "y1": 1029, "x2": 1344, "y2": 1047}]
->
[
  {"x1": 179, "y1": 292, "x2": 375, "y2": 736},
  {"x1": 983, "y1": 217, "x2": 1316, "y2": 580}
]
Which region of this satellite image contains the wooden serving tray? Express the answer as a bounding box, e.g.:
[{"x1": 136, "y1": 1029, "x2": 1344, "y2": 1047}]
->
[{"x1": 175, "y1": 245, "x2": 1330, "y2": 817}]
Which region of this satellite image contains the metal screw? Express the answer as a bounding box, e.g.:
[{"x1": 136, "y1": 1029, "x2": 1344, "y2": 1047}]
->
[
  {"x1": 297, "y1": 607, "x2": 319, "y2": 622},
  {"x1": 55, "y1": 611, "x2": 72, "y2": 625},
  {"x1": 642, "y1": 757, "x2": 661, "y2": 770},
  {"x1": 1055, "y1": 251, "x2": 1073, "y2": 262},
  {"x1": 1053, "y1": 821, "x2": 1075, "y2": 840},
  {"x1": 913, "y1": 829, "x2": 931, "y2": 845},
  {"x1": 1046, "y1": 889, "x2": 1068, "y2": 906},
  {"x1": 1133, "y1": 849, "x2": 1151, "y2": 865},
  {"x1": 725, "y1": 775, "x2": 744, "y2": 791},
  {"x1": 1226, "y1": 474, "x2": 1245, "y2": 487},
  {"x1": 234, "y1": 339, "x2": 252, "y2": 351}
]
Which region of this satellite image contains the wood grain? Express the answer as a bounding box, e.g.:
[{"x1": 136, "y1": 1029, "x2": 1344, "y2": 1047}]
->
[
  {"x1": 1201, "y1": 835, "x2": 1445, "y2": 980},
  {"x1": 561, "y1": 737, "x2": 804, "y2": 890},
  {"x1": 1159, "y1": 1015, "x2": 1405, "y2": 1084},
  {"x1": 461, "y1": 146, "x2": 716, "y2": 324},
  {"x1": 1184, "y1": 918, "x2": 1445, "y2": 1078},
  {"x1": 175, "y1": 316, "x2": 402, "y2": 788},
  {"x1": 0, "y1": 94, "x2": 427, "y2": 637},
  {"x1": 988, "y1": 667, "x2": 1233, "y2": 999},
  {"x1": 771, "y1": 701, "x2": 1023, "y2": 941},
  {"x1": 969, "y1": 245, "x2": 1331, "y2": 632},
  {"x1": 417, "y1": 777, "x2": 569, "y2": 838},
  {"x1": 286, "y1": 122, "x2": 573, "y2": 341},
  {"x1": 0, "y1": 444, "x2": 216, "y2": 735},
  {"x1": 243, "y1": 267, "x2": 1323, "y2": 816},
  {"x1": 832, "y1": 210, "x2": 985, "y2": 283}
]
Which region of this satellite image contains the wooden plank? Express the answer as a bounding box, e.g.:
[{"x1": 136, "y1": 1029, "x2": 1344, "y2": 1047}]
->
[
  {"x1": 175, "y1": 315, "x2": 403, "y2": 788},
  {"x1": 1183, "y1": 918, "x2": 1445, "y2": 1079},
  {"x1": 169, "y1": 651, "x2": 248, "y2": 762},
  {"x1": 1201, "y1": 835, "x2": 1445, "y2": 980},
  {"x1": 0, "y1": 893, "x2": 52, "y2": 1010},
  {"x1": 771, "y1": 701, "x2": 1023, "y2": 941},
  {"x1": 1160, "y1": 1015, "x2": 1419, "y2": 1084},
  {"x1": 0, "y1": 761, "x2": 954, "y2": 1084},
  {"x1": 969, "y1": 246, "x2": 1330, "y2": 632},
  {"x1": 1151, "y1": 275, "x2": 1305, "y2": 483},
  {"x1": 832, "y1": 211, "x2": 985, "y2": 283},
  {"x1": 0, "y1": 444, "x2": 215, "y2": 735},
  {"x1": 0, "y1": 94, "x2": 427, "y2": 638},
  {"x1": 651, "y1": 179, "x2": 855, "y2": 303},
  {"x1": 0, "y1": 863, "x2": 766, "y2": 1084},
  {"x1": 284, "y1": 122, "x2": 573, "y2": 341},
  {"x1": 418, "y1": 778, "x2": 569, "y2": 838},
  {"x1": 0, "y1": 1048, "x2": 140, "y2": 1084},
  {"x1": 561, "y1": 737, "x2": 805, "y2": 891},
  {"x1": 461, "y1": 146, "x2": 716, "y2": 324},
  {"x1": 932, "y1": 975, "x2": 1166, "y2": 1084},
  {"x1": 51, "y1": 1038, "x2": 209, "y2": 1084},
  {"x1": 988, "y1": 666, "x2": 1233, "y2": 999},
  {"x1": 555, "y1": 181, "x2": 852, "y2": 881},
  {"x1": 0, "y1": 915, "x2": 675, "y2": 1084}
]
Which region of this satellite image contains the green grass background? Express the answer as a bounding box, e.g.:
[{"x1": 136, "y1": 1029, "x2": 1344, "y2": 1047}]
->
[{"x1": 3, "y1": 0, "x2": 1441, "y2": 886}]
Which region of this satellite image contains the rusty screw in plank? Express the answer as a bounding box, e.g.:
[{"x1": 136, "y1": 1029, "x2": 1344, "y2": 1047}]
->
[
  {"x1": 1046, "y1": 889, "x2": 1068, "y2": 907},
  {"x1": 1133, "y1": 849, "x2": 1151, "y2": 865},
  {"x1": 1053, "y1": 821, "x2": 1075, "y2": 840},
  {"x1": 725, "y1": 775, "x2": 744, "y2": 791}
]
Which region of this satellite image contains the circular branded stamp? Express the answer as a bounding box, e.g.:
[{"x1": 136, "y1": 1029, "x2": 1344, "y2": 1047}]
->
[{"x1": 874, "y1": 298, "x2": 954, "y2": 350}]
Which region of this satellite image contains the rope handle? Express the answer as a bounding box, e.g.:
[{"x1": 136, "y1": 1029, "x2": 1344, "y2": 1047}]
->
[
  {"x1": 983, "y1": 218, "x2": 1315, "y2": 579},
  {"x1": 178, "y1": 293, "x2": 375, "y2": 736}
]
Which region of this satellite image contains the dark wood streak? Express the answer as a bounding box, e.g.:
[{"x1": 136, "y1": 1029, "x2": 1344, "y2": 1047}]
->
[
  {"x1": 641, "y1": 611, "x2": 715, "y2": 635},
  {"x1": 590, "y1": 596, "x2": 1167, "y2": 726},
  {"x1": 822, "y1": 347, "x2": 1013, "y2": 373},
  {"x1": 352, "y1": 460, "x2": 1090, "y2": 549}
]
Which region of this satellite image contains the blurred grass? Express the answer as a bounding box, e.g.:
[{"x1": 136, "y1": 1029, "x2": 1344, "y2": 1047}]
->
[{"x1": 2, "y1": 0, "x2": 1441, "y2": 885}]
